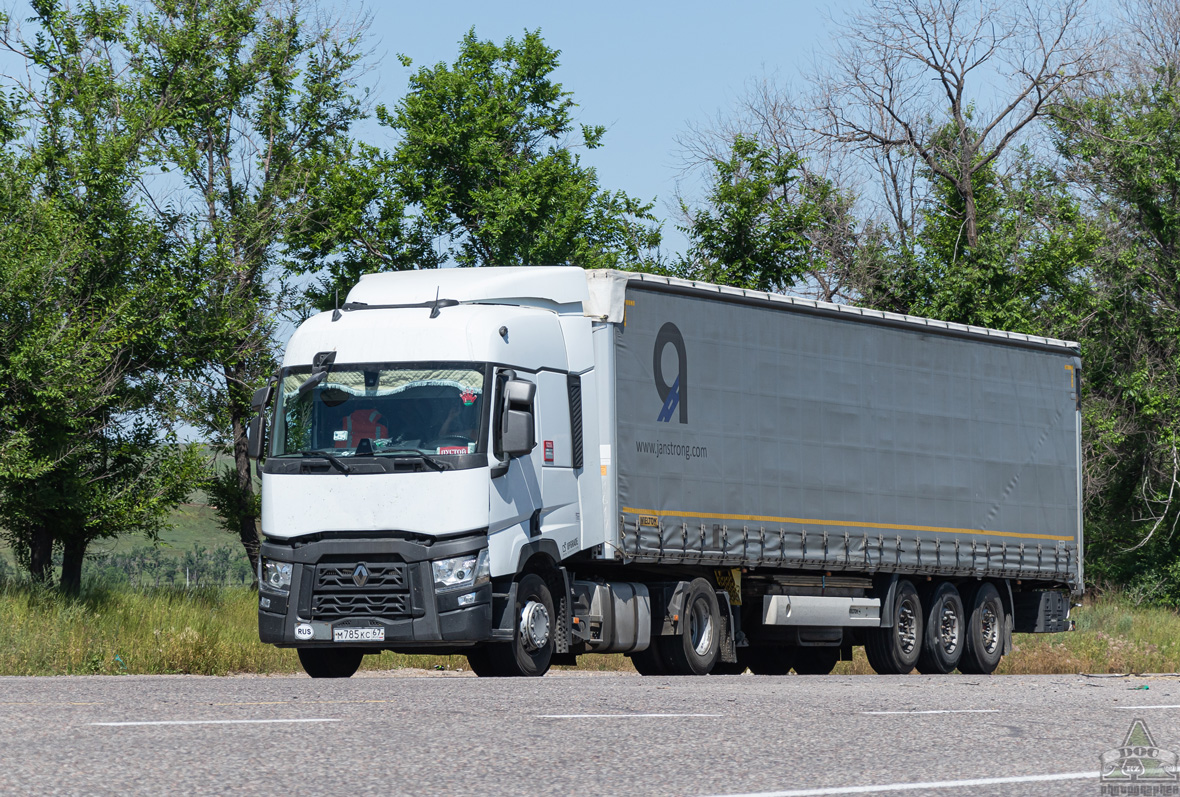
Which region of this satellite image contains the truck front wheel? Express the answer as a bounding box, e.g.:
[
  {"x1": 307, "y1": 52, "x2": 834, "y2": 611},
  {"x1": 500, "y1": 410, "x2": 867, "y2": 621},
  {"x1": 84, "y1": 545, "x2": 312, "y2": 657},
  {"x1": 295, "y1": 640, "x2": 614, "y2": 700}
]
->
[
  {"x1": 297, "y1": 647, "x2": 364, "y2": 678},
  {"x1": 468, "y1": 573, "x2": 554, "y2": 677}
]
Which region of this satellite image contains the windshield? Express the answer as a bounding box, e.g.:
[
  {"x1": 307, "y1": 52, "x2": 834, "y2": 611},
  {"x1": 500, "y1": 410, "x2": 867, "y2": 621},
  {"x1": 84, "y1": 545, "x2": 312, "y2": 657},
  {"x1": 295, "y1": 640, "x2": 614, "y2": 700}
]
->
[{"x1": 271, "y1": 363, "x2": 490, "y2": 458}]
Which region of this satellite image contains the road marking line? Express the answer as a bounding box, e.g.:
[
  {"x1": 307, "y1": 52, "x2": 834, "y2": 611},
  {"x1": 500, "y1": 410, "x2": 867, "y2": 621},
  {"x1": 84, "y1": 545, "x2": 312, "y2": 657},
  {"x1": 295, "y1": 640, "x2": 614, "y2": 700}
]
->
[
  {"x1": 0, "y1": 702, "x2": 104, "y2": 706},
  {"x1": 213, "y1": 700, "x2": 393, "y2": 706},
  {"x1": 90, "y1": 719, "x2": 341, "y2": 727},
  {"x1": 702, "y1": 771, "x2": 1100, "y2": 797},
  {"x1": 537, "y1": 713, "x2": 722, "y2": 719},
  {"x1": 1115, "y1": 704, "x2": 1180, "y2": 710},
  {"x1": 861, "y1": 709, "x2": 1000, "y2": 715}
]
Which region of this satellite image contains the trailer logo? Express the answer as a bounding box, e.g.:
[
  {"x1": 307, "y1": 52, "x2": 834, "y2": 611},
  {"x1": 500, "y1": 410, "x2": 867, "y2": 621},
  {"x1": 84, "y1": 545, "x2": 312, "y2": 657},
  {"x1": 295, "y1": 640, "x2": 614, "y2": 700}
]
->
[{"x1": 654, "y1": 322, "x2": 688, "y2": 423}]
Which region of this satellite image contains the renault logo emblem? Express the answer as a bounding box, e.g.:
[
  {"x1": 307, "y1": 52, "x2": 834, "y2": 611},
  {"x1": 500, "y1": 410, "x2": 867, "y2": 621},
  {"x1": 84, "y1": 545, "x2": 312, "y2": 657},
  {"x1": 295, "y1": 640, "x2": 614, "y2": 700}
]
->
[{"x1": 352, "y1": 564, "x2": 370, "y2": 587}]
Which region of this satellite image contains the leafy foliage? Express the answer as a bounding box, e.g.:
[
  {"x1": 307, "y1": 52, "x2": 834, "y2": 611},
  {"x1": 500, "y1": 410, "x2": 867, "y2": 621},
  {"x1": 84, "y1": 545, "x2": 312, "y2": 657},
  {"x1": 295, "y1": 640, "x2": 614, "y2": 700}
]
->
[
  {"x1": 0, "y1": 0, "x2": 202, "y2": 591},
  {"x1": 677, "y1": 136, "x2": 827, "y2": 292},
  {"x1": 1053, "y1": 68, "x2": 1180, "y2": 581},
  {"x1": 288, "y1": 27, "x2": 664, "y2": 308}
]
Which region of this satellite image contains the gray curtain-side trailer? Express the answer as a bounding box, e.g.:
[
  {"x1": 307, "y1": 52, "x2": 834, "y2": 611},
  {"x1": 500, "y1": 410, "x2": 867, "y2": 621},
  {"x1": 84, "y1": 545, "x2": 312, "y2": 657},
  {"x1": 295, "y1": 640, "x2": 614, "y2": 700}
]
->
[{"x1": 583, "y1": 271, "x2": 1080, "y2": 676}]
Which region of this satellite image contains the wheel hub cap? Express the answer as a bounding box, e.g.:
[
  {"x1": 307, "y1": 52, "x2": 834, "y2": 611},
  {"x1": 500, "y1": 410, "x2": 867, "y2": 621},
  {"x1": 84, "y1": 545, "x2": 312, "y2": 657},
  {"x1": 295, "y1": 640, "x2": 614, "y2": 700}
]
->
[
  {"x1": 939, "y1": 602, "x2": 960, "y2": 655},
  {"x1": 520, "y1": 600, "x2": 551, "y2": 651},
  {"x1": 897, "y1": 601, "x2": 917, "y2": 655},
  {"x1": 980, "y1": 605, "x2": 999, "y2": 655},
  {"x1": 690, "y1": 598, "x2": 714, "y2": 656}
]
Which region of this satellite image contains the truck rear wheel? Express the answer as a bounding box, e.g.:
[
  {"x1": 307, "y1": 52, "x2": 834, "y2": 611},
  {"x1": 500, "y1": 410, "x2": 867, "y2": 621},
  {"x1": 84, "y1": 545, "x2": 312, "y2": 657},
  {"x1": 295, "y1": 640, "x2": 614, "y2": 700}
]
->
[
  {"x1": 297, "y1": 647, "x2": 364, "y2": 678},
  {"x1": 917, "y1": 582, "x2": 965, "y2": 674},
  {"x1": 662, "y1": 578, "x2": 721, "y2": 676},
  {"x1": 865, "y1": 579, "x2": 923, "y2": 675},
  {"x1": 793, "y1": 647, "x2": 840, "y2": 675},
  {"x1": 959, "y1": 582, "x2": 1004, "y2": 674},
  {"x1": 629, "y1": 644, "x2": 670, "y2": 676}
]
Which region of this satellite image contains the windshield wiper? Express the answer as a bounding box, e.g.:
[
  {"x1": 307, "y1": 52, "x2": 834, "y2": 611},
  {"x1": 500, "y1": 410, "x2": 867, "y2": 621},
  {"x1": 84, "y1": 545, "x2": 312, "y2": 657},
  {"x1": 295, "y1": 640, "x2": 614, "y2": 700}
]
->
[
  {"x1": 299, "y1": 450, "x2": 351, "y2": 474},
  {"x1": 378, "y1": 449, "x2": 449, "y2": 471}
]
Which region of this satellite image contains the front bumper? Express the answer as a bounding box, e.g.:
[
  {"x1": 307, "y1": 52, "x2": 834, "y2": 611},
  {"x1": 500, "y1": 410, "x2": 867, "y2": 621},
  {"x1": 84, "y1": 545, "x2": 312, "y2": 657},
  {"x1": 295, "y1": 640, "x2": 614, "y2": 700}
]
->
[{"x1": 258, "y1": 531, "x2": 492, "y2": 650}]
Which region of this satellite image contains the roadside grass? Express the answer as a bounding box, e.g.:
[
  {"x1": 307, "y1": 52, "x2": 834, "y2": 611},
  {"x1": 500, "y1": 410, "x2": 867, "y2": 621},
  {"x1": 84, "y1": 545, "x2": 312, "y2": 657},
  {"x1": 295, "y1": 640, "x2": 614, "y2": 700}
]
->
[
  {"x1": 3, "y1": 586, "x2": 1179, "y2": 677},
  {"x1": 0, "y1": 584, "x2": 464, "y2": 676}
]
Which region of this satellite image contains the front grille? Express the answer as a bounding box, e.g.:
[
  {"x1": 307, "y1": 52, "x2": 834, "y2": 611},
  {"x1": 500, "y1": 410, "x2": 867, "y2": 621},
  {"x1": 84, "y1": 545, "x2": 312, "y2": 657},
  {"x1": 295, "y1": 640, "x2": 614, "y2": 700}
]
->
[{"x1": 310, "y1": 561, "x2": 411, "y2": 621}]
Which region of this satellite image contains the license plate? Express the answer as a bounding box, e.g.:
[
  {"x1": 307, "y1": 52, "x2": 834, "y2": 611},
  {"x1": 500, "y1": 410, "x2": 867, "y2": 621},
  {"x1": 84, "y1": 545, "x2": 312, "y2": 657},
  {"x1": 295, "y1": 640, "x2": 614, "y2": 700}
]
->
[{"x1": 332, "y1": 626, "x2": 384, "y2": 642}]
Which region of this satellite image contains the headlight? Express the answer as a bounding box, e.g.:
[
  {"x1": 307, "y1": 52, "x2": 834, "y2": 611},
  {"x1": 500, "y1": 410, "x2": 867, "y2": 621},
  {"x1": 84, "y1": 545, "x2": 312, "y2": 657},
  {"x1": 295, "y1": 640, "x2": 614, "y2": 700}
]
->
[
  {"x1": 261, "y1": 559, "x2": 293, "y2": 592},
  {"x1": 432, "y1": 549, "x2": 490, "y2": 592}
]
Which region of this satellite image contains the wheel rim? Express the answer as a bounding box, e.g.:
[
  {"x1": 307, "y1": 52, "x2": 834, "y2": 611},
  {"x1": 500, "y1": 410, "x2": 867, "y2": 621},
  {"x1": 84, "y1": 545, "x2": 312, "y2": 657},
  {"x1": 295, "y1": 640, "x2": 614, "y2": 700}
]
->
[
  {"x1": 519, "y1": 600, "x2": 551, "y2": 652},
  {"x1": 689, "y1": 597, "x2": 714, "y2": 656},
  {"x1": 897, "y1": 599, "x2": 917, "y2": 655},
  {"x1": 938, "y1": 600, "x2": 960, "y2": 655},
  {"x1": 980, "y1": 603, "x2": 999, "y2": 655}
]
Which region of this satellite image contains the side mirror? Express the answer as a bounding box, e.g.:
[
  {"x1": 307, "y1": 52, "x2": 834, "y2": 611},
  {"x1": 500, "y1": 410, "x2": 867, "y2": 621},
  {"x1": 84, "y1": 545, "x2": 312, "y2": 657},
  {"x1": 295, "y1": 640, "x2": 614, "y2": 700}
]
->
[
  {"x1": 251, "y1": 385, "x2": 272, "y2": 412},
  {"x1": 247, "y1": 378, "x2": 275, "y2": 461},
  {"x1": 247, "y1": 413, "x2": 265, "y2": 460},
  {"x1": 499, "y1": 378, "x2": 536, "y2": 457}
]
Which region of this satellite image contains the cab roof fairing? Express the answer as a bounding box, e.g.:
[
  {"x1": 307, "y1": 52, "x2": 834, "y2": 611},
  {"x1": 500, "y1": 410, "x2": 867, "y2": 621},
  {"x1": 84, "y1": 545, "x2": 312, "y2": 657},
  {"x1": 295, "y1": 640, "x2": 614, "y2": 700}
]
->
[
  {"x1": 282, "y1": 303, "x2": 569, "y2": 372},
  {"x1": 346, "y1": 266, "x2": 593, "y2": 317}
]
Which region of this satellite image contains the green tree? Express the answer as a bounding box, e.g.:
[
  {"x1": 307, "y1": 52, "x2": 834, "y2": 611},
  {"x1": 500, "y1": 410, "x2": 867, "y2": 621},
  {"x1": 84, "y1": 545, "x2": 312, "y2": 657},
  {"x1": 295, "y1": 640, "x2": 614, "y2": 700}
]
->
[
  {"x1": 291, "y1": 28, "x2": 662, "y2": 300},
  {"x1": 0, "y1": 0, "x2": 202, "y2": 591},
  {"x1": 864, "y1": 144, "x2": 1099, "y2": 337},
  {"x1": 126, "y1": 0, "x2": 369, "y2": 574},
  {"x1": 676, "y1": 135, "x2": 843, "y2": 294},
  {"x1": 1055, "y1": 68, "x2": 1180, "y2": 573}
]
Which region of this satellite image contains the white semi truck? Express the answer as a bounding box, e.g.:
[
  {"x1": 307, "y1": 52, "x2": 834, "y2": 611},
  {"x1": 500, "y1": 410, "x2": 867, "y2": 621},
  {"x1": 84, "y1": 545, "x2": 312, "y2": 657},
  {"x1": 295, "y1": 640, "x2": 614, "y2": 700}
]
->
[{"x1": 250, "y1": 267, "x2": 1082, "y2": 678}]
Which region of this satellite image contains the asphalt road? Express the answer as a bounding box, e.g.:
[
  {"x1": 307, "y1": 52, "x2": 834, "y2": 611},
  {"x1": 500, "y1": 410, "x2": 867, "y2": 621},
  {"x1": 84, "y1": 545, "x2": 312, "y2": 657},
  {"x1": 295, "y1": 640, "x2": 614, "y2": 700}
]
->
[{"x1": 1, "y1": 670, "x2": 1177, "y2": 796}]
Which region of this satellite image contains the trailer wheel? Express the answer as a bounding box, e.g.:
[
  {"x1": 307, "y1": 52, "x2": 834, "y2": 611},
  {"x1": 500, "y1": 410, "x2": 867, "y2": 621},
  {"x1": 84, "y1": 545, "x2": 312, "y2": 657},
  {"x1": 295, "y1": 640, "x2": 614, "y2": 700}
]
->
[
  {"x1": 865, "y1": 579, "x2": 923, "y2": 675},
  {"x1": 297, "y1": 647, "x2": 364, "y2": 678},
  {"x1": 916, "y1": 582, "x2": 964, "y2": 674},
  {"x1": 663, "y1": 578, "x2": 722, "y2": 676},
  {"x1": 793, "y1": 647, "x2": 840, "y2": 675},
  {"x1": 959, "y1": 582, "x2": 1004, "y2": 675}
]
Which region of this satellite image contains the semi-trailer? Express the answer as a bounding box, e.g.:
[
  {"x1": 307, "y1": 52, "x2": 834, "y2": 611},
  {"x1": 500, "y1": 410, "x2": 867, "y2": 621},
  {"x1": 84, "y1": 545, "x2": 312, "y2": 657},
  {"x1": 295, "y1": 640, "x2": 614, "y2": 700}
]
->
[{"x1": 250, "y1": 266, "x2": 1081, "y2": 677}]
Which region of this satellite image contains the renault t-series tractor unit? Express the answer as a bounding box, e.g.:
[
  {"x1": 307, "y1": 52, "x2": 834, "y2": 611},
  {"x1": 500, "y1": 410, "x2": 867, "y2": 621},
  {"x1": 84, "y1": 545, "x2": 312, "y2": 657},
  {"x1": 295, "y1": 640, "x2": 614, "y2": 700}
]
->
[{"x1": 249, "y1": 267, "x2": 1082, "y2": 678}]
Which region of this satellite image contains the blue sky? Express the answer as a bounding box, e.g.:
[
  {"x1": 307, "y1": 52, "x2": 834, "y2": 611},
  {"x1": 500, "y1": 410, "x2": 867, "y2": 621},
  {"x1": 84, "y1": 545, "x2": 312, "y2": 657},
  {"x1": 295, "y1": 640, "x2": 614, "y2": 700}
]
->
[{"x1": 357, "y1": 1, "x2": 854, "y2": 257}]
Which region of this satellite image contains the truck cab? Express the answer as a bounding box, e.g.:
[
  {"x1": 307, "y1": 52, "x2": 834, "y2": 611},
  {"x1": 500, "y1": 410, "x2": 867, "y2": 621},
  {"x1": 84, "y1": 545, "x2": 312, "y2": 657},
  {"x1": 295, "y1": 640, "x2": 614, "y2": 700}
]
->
[{"x1": 255, "y1": 268, "x2": 603, "y2": 677}]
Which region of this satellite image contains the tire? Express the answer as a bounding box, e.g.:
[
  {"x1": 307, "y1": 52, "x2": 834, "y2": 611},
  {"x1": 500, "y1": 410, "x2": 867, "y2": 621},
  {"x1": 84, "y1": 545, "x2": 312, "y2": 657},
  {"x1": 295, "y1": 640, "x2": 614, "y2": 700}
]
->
[
  {"x1": 478, "y1": 573, "x2": 555, "y2": 677},
  {"x1": 865, "y1": 579, "x2": 923, "y2": 675},
  {"x1": 793, "y1": 646, "x2": 840, "y2": 675},
  {"x1": 916, "y1": 582, "x2": 965, "y2": 675},
  {"x1": 663, "y1": 578, "x2": 722, "y2": 676},
  {"x1": 710, "y1": 660, "x2": 748, "y2": 675},
  {"x1": 629, "y1": 644, "x2": 670, "y2": 675},
  {"x1": 741, "y1": 645, "x2": 796, "y2": 675},
  {"x1": 959, "y1": 582, "x2": 1005, "y2": 675},
  {"x1": 465, "y1": 647, "x2": 497, "y2": 677},
  {"x1": 297, "y1": 647, "x2": 364, "y2": 678}
]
